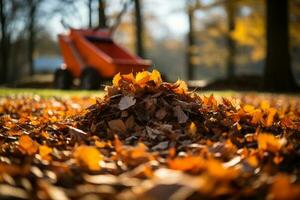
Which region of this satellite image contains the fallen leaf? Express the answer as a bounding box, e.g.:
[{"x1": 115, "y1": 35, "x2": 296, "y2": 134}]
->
[
  {"x1": 135, "y1": 71, "x2": 150, "y2": 86},
  {"x1": 74, "y1": 145, "x2": 102, "y2": 171},
  {"x1": 187, "y1": 122, "x2": 197, "y2": 136},
  {"x1": 112, "y1": 73, "x2": 121, "y2": 87},
  {"x1": 39, "y1": 145, "x2": 52, "y2": 160},
  {"x1": 118, "y1": 96, "x2": 136, "y2": 110},
  {"x1": 18, "y1": 135, "x2": 39, "y2": 155},
  {"x1": 150, "y1": 69, "x2": 162, "y2": 85},
  {"x1": 174, "y1": 106, "x2": 188, "y2": 123},
  {"x1": 108, "y1": 119, "x2": 127, "y2": 133},
  {"x1": 257, "y1": 133, "x2": 282, "y2": 153},
  {"x1": 173, "y1": 80, "x2": 188, "y2": 94}
]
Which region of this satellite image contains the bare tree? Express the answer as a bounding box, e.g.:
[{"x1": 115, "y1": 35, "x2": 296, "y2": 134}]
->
[
  {"x1": 0, "y1": 0, "x2": 8, "y2": 84},
  {"x1": 88, "y1": 0, "x2": 92, "y2": 28},
  {"x1": 225, "y1": 0, "x2": 236, "y2": 79},
  {"x1": 264, "y1": 0, "x2": 298, "y2": 91},
  {"x1": 187, "y1": 3, "x2": 195, "y2": 80},
  {"x1": 27, "y1": 0, "x2": 41, "y2": 76},
  {"x1": 133, "y1": 0, "x2": 144, "y2": 58},
  {"x1": 98, "y1": 0, "x2": 106, "y2": 28},
  {"x1": 0, "y1": 0, "x2": 24, "y2": 84}
]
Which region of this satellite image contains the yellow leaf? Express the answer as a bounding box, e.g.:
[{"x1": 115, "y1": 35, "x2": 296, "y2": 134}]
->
[
  {"x1": 243, "y1": 104, "x2": 255, "y2": 113},
  {"x1": 39, "y1": 145, "x2": 52, "y2": 160},
  {"x1": 173, "y1": 80, "x2": 188, "y2": 94},
  {"x1": 74, "y1": 145, "x2": 102, "y2": 171},
  {"x1": 135, "y1": 71, "x2": 150, "y2": 85},
  {"x1": 150, "y1": 69, "x2": 162, "y2": 85},
  {"x1": 112, "y1": 73, "x2": 121, "y2": 87},
  {"x1": 187, "y1": 122, "x2": 197, "y2": 136},
  {"x1": 260, "y1": 100, "x2": 270, "y2": 111}
]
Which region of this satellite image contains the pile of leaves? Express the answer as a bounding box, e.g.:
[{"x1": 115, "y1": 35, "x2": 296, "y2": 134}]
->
[{"x1": 0, "y1": 70, "x2": 300, "y2": 200}]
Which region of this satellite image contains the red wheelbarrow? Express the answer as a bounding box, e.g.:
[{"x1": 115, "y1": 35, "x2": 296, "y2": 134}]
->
[{"x1": 55, "y1": 28, "x2": 151, "y2": 89}]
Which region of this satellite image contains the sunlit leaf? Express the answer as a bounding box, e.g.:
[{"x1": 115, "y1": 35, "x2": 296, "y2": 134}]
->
[
  {"x1": 18, "y1": 135, "x2": 39, "y2": 155},
  {"x1": 74, "y1": 145, "x2": 102, "y2": 171}
]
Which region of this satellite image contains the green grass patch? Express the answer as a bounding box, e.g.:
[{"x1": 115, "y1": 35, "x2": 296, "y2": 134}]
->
[{"x1": 0, "y1": 88, "x2": 105, "y2": 98}]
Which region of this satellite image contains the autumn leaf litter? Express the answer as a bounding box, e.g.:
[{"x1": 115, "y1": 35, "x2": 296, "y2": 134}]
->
[{"x1": 0, "y1": 70, "x2": 300, "y2": 199}]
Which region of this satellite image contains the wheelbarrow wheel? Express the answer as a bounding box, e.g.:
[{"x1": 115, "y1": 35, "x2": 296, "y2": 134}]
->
[
  {"x1": 54, "y1": 68, "x2": 73, "y2": 89},
  {"x1": 80, "y1": 67, "x2": 101, "y2": 90}
]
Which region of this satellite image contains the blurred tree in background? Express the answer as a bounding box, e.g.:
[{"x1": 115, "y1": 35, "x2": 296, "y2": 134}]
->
[{"x1": 1, "y1": 0, "x2": 300, "y2": 91}]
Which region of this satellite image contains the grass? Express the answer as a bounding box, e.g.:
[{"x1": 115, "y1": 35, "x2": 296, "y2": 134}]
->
[
  {"x1": 0, "y1": 88, "x2": 298, "y2": 99},
  {"x1": 0, "y1": 88, "x2": 105, "y2": 97}
]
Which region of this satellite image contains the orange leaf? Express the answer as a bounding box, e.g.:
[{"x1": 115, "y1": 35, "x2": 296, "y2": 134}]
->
[
  {"x1": 257, "y1": 133, "x2": 282, "y2": 153},
  {"x1": 251, "y1": 109, "x2": 262, "y2": 124},
  {"x1": 39, "y1": 145, "x2": 52, "y2": 160},
  {"x1": 122, "y1": 73, "x2": 135, "y2": 83},
  {"x1": 168, "y1": 156, "x2": 205, "y2": 172},
  {"x1": 74, "y1": 145, "x2": 102, "y2": 171},
  {"x1": 265, "y1": 108, "x2": 277, "y2": 127},
  {"x1": 18, "y1": 135, "x2": 39, "y2": 155}
]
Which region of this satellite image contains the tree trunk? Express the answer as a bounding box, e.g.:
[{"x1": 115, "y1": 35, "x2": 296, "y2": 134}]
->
[
  {"x1": 88, "y1": 0, "x2": 92, "y2": 28},
  {"x1": 133, "y1": 0, "x2": 144, "y2": 58},
  {"x1": 98, "y1": 0, "x2": 106, "y2": 28},
  {"x1": 264, "y1": 0, "x2": 297, "y2": 91},
  {"x1": 225, "y1": 0, "x2": 235, "y2": 79},
  {"x1": 28, "y1": 0, "x2": 37, "y2": 76},
  {"x1": 187, "y1": 7, "x2": 195, "y2": 80},
  {"x1": 0, "y1": 0, "x2": 8, "y2": 84}
]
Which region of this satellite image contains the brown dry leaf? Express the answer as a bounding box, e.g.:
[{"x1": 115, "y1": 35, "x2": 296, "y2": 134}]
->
[
  {"x1": 155, "y1": 108, "x2": 167, "y2": 120},
  {"x1": 174, "y1": 105, "x2": 188, "y2": 124},
  {"x1": 108, "y1": 119, "x2": 127, "y2": 132},
  {"x1": 257, "y1": 133, "x2": 282, "y2": 153},
  {"x1": 125, "y1": 115, "x2": 135, "y2": 129},
  {"x1": 18, "y1": 135, "x2": 39, "y2": 155},
  {"x1": 118, "y1": 96, "x2": 136, "y2": 110},
  {"x1": 74, "y1": 145, "x2": 102, "y2": 171}
]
